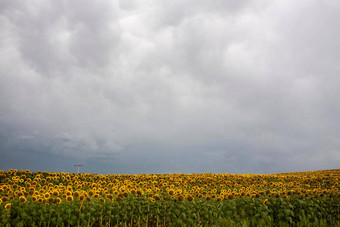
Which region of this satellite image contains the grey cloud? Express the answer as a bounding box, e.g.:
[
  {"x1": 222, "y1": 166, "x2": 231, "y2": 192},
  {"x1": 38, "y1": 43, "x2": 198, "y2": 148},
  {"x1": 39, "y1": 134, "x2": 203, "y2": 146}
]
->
[{"x1": 1, "y1": 0, "x2": 339, "y2": 173}]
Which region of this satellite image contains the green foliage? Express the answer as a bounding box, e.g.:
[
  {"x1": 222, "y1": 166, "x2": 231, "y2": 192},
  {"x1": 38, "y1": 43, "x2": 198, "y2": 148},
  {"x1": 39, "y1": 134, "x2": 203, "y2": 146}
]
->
[{"x1": 0, "y1": 196, "x2": 339, "y2": 226}]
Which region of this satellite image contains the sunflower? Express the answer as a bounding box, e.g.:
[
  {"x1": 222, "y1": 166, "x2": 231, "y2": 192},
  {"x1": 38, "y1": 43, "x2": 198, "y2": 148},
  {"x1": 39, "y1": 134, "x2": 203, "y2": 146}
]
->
[
  {"x1": 32, "y1": 196, "x2": 38, "y2": 202},
  {"x1": 168, "y1": 189, "x2": 174, "y2": 196},
  {"x1": 79, "y1": 194, "x2": 86, "y2": 201},
  {"x1": 186, "y1": 195, "x2": 194, "y2": 202},
  {"x1": 52, "y1": 190, "x2": 59, "y2": 196},
  {"x1": 177, "y1": 195, "x2": 184, "y2": 201},
  {"x1": 5, "y1": 203, "x2": 11, "y2": 210},
  {"x1": 44, "y1": 193, "x2": 50, "y2": 199},
  {"x1": 28, "y1": 190, "x2": 34, "y2": 196},
  {"x1": 73, "y1": 191, "x2": 80, "y2": 198},
  {"x1": 105, "y1": 194, "x2": 113, "y2": 200},
  {"x1": 55, "y1": 197, "x2": 62, "y2": 204},
  {"x1": 153, "y1": 194, "x2": 160, "y2": 201},
  {"x1": 19, "y1": 196, "x2": 27, "y2": 203},
  {"x1": 227, "y1": 194, "x2": 233, "y2": 199},
  {"x1": 263, "y1": 199, "x2": 269, "y2": 206},
  {"x1": 66, "y1": 195, "x2": 73, "y2": 202}
]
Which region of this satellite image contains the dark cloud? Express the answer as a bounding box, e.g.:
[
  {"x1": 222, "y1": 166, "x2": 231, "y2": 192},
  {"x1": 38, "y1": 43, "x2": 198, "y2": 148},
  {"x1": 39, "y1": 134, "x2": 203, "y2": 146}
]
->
[{"x1": 1, "y1": 0, "x2": 339, "y2": 174}]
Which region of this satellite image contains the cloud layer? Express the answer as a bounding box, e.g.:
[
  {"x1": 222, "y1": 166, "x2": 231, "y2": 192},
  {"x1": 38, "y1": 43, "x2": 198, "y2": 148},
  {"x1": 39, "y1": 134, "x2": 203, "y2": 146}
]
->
[{"x1": 1, "y1": 0, "x2": 340, "y2": 174}]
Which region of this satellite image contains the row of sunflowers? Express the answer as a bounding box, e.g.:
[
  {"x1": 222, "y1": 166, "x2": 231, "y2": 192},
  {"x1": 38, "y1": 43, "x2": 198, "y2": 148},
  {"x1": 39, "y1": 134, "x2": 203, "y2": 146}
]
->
[{"x1": 1, "y1": 169, "x2": 339, "y2": 226}]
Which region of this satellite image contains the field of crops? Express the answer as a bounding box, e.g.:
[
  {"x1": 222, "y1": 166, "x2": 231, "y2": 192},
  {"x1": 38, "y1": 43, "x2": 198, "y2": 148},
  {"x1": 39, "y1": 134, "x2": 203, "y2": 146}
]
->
[{"x1": 0, "y1": 169, "x2": 339, "y2": 226}]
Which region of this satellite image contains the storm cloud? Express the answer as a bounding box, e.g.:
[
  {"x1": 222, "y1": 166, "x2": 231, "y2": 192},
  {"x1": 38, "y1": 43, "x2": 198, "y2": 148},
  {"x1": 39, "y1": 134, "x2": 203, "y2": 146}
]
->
[{"x1": 1, "y1": 0, "x2": 339, "y2": 174}]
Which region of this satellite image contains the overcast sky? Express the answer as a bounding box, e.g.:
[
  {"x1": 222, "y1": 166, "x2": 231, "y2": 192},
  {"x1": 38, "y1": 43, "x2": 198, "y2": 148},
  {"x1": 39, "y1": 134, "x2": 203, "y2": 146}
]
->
[{"x1": 1, "y1": 0, "x2": 339, "y2": 174}]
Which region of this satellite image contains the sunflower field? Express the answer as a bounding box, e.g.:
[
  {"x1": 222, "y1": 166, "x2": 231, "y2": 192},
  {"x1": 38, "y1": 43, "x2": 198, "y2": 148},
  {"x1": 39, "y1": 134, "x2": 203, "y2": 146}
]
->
[{"x1": 0, "y1": 169, "x2": 339, "y2": 226}]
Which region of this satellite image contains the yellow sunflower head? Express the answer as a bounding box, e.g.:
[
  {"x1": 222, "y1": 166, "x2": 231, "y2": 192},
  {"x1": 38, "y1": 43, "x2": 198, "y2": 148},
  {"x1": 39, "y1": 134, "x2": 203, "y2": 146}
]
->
[
  {"x1": 19, "y1": 196, "x2": 27, "y2": 203},
  {"x1": 66, "y1": 195, "x2": 73, "y2": 202},
  {"x1": 79, "y1": 194, "x2": 86, "y2": 201},
  {"x1": 168, "y1": 189, "x2": 174, "y2": 196},
  {"x1": 55, "y1": 197, "x2": 62, "y2": 204},
  {"x1": 5, "y1": 203, "x2": 11, "y2": 211},
  {"x1": 186, "y1": 195, "x2": 194, "y2": 202},
  {"x1": 32, "y1": 196, "x2": 38, "y2": 202},
  {"x1": 73, "y1": 191, "x2": 80, "y2": 197},
  {"x1": 44, "y1": 193, "x2": 50, "y2": 199},
  {"x1": 263, "y1": 199, "x2": 269, "y2": 206},
  {"x1": 52, "y1": 190, "x2": 59, "y2": 196}
]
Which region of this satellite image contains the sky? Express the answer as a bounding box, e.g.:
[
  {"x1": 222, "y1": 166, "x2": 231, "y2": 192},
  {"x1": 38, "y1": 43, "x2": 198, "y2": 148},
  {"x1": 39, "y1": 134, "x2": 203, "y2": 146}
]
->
[{"x1": 1, "y1": 0, "x2": 340, "y2": 174}]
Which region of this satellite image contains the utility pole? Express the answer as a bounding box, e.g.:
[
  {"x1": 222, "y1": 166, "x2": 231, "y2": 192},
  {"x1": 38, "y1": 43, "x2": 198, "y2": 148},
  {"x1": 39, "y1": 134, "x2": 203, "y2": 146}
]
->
[{"x1": 74, "y1": 164, "x2": 83, "y2": 174}]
